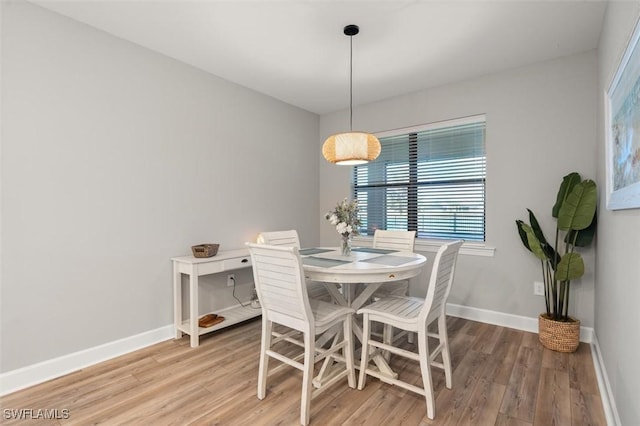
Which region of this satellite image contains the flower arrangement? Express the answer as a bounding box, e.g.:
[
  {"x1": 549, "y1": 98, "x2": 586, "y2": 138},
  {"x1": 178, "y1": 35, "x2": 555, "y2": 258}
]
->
[
  {"x1": 325, "y1": 198, "x2": 361, "y2": 237},
  {"x1": 325, "y1": 198, "x2": 361, "y2": 255}
]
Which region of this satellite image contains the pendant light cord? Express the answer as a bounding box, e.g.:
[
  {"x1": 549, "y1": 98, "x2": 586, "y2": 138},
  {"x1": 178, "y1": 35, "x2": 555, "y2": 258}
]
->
[{"x1": 349, "y1": 34, "x2": 353, "y2": 132}]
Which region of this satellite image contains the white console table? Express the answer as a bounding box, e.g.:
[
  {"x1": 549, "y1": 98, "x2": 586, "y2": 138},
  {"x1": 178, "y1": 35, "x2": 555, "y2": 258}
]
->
[{"x1": 172, "y1": 248, "x2": 259, "y2": 347}]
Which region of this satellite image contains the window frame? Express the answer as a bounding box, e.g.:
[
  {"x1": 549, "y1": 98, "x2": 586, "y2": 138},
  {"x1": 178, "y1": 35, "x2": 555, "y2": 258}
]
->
[{"x1": 351, "y1": 114, "x2": 494, "y2": 256}]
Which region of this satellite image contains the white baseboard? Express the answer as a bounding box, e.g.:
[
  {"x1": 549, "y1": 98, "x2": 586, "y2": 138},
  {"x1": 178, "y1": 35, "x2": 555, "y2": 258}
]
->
[
  {"x1": 446, "y1": 303, "x2": 594, "y2": 343},
  {"x1": 0, "y1": 325, "x2": 174, "y2": 396},
  {"x1": 590, "y1": 333, "x2": 622, "y2": 426}
]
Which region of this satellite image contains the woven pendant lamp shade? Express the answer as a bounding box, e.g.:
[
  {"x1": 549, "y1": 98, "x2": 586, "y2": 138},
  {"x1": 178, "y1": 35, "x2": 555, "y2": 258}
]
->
[
  {"x1": 322, "y1": 132, "x2": 381, "y2": 165},
  {"x1": 323, "y1": 24, "x2": 381, "y2": 166}
]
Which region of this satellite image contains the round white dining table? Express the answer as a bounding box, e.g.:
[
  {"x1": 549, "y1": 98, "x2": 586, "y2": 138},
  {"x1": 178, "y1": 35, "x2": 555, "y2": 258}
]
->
[
  {"x1": 300, "y1": 246, "x2": 426, "y2": 308},
  {"x1": 299, "y1": 246, "x2": 427, "y2": 382},
  {"x1": 300, "y1": 246, "x2": 426, "y2": 283}
]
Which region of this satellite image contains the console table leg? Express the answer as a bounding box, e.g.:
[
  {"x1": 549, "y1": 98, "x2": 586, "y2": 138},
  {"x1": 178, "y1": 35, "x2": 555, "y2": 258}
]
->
[{"x1": 189, "y1": 266, "x2": 199, "y2": 348}]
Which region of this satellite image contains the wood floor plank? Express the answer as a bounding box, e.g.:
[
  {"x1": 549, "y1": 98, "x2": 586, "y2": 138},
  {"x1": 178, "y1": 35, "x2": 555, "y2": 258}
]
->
[
  {"x1": 570, "y1": 387, "x2": 607, "y2": 426},
  {"x1": 472, "y1": 322, "x2": 503, "y2": 354},
  {"x1": 491, "y1": 327, "x2": 524, "y2": 386},
  {"x1": 521, "y1": 331, "x2": 540, "y2": 348},
  {"x1": 541, "y1": 345, "x2": 570, "y2": 372},
  {"x1": 499, "y1": 343, "x2": 544, "y2": 423},
  {"x1": 495, "y1": 413, "x2": 533, "y2": 426},
  {"x1": 455, "y1": 327, "x2": 510, "y2": 425},
  {"x1": 308, "y1": 379, "x2": 383, "y2": 425},
  {"x1": 458, "y1": 379, "x2": 506, "y2": 425},
  {"x1": 378, "y1": 390, "x2": 429, "y2": 425},
  {"x1": 568, "y1": 343, "x2": 600, "y2": 395},
  {"x1": 342, "y1": 385, "x2": 403, "y2": 424},
  {"x1": 0, "y1": 317, "x2": 607, "y2": 426},
  {"x1": 533, "y1": 367, "x2": 571, "y2": 426},
  {"x1": 430, "y1": 348, "x2": 491, "y2": 424}
]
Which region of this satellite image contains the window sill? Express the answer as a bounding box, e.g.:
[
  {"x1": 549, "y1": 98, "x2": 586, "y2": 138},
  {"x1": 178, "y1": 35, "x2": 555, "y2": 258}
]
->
[{"x1": 351, "y1": 236, "x2": 495, "y2": 257}]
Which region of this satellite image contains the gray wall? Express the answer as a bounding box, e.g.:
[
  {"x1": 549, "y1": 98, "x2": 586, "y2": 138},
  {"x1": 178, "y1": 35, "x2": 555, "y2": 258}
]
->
[
  {"x1": 0, "y1": 1, "x2": 319, "y2": 372},
  {"x1": 596, "y1": 2, "x2": 640, "y2": 425},
  {"x1": 319, "y1": 51, "x2": 598, "y2": 326}
]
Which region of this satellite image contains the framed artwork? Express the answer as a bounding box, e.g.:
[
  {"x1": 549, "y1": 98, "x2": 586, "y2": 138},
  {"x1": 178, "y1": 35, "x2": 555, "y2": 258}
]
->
[{"x1": 606, "y1": 17, "x2": 640, "y2": 210}]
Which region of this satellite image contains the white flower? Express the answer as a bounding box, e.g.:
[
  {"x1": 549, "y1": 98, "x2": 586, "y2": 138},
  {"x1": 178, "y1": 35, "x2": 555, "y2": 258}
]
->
[{"x1": 325, "y1": 198, "x2": 361, "y2": 237}]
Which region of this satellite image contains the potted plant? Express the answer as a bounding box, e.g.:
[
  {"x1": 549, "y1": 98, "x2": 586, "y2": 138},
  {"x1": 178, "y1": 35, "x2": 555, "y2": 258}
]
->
[{"x1": 515, "y1": 172, "x2": 597, "y2": 352}]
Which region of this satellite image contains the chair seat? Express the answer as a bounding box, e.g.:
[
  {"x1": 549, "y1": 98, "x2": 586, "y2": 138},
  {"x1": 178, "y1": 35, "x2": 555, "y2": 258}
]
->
[
  {"x1": 373, "y1": 280, "x2": 409, "y2": 298},
  {"x1": 307, "y1": 281, "x2": 333, "y2": 303},
  {"x1": 357, "y1": 295, "x2": 423, "y2": 331},
  {"x1": 310, "y1": 299, "x2": 354, "y2": 330}
]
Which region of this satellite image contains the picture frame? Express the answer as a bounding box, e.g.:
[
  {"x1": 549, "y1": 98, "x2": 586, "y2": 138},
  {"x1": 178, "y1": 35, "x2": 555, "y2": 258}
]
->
[{"x1": 605, "y1": 17, "x2": 640, "y2": 210}]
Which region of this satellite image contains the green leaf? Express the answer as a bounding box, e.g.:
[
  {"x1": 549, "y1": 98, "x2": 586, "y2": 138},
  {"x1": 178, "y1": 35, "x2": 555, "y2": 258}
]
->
[
  {"x1": 527, "y1": 209, "x2": 547, "y2": 244},
  {"x1": 565, "y1": 212, "x2": 597, "y2": 247},
  {"x1": 556, "y1": 253, "x2": 585, "y2": 281},
  {"x1": 527, "y1": 209, "x2": 560, "y2": 266},
  {"x1": 515, "y1": 220, "x2": 531, "y2": 251},
  {"x1": 520, "y1": 223, "x2": 546, "y2": 260},
  {"x1": 543, "y1": 243, "x2": 561, "y2": 270},
  {"x1": 558, "y1": 180, "x2": 597, "y2": 231},
  {"x1": 552, "y1": 172, "x2": 581, "y2": 218}
]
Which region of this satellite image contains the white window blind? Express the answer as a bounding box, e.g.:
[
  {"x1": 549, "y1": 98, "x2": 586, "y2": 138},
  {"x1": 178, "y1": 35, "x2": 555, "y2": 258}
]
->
[{"x1": 352, "y1": 116, "x2": 486, "y2": 241}]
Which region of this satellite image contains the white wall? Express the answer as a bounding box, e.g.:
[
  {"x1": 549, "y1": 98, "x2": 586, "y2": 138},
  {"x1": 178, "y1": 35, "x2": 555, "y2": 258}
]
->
[
  {"x1": 596, "y1": 2, "x2": 640, "y2": 425},
  {"x1": 320, "y1": 51, "x2": 598, "y2": 326},
  {"x1": 0, "y1": 1, "x2": 319, "y2": 372}
]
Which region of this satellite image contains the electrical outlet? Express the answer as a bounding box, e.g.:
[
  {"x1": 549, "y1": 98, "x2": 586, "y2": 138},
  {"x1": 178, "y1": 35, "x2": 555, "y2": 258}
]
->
[
  {"x1": 227, "y1": 274, "x2": 235, "y2": 287},
  {"x1": 533, "y1": 281, "x2": 544, "y2": 296}
]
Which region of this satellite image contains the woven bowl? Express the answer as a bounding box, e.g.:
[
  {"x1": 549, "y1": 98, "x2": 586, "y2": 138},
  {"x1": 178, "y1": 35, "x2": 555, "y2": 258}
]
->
[{"x1": 191, "y1": 244, "x2": 219, "y2": 258}]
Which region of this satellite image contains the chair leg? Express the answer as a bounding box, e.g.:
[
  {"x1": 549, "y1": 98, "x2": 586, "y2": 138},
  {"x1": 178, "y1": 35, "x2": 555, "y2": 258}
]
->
[
  {"x1": 257, "y1": 319, "x2": 272, "y2": 400},
  {"x1": 417, "y1": 329, "x2": 435, "y2": 420},
  {"x1": 438, "y1": 314, "x2": 453, "y2": 389},
  {"x1": 382, "y1": 324, "x2": 393, "y2": 362},
  {"x1": 343, "y1": 316, "x2": 356, "y2": 388},
  {"x1": 357, "y1": 314, "x2": 371, "y2": 390},
  {"x1": 317, "y1": 326, "x2": 342, "y2": 379},
  {"x1": 300, "y1": 331, "x2": 314, "y2": 426}
]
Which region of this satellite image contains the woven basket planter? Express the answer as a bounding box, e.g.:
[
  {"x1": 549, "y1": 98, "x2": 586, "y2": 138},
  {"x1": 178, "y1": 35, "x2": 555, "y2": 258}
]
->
[{"x1": 538, "y1": 313, "x2": 580, "y2": 353}]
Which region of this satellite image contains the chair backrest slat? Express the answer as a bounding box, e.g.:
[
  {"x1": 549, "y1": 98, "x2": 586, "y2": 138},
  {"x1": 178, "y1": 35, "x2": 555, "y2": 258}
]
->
[
  {"x1": 420, "y1": 240, "x2": 463, "y2": 324},
  {"x1": 247, "y1": 242, "x2": 313, "y2": 332},
  {"x1": 257, "y1": 230, "x2": 301, "y2": 248},
  {"x1": 373, "y1": 230, "x2": 416, "y2": 252}
]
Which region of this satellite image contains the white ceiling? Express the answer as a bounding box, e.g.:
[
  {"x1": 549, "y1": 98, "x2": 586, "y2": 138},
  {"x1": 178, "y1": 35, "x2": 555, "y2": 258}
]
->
[{"x1": 32, "y1": 0, "x2": 607, "y2": 115}]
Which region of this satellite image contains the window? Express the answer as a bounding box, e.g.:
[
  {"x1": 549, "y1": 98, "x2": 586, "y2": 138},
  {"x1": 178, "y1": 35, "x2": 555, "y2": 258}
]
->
[{"x1": 352, "y1": 115, "x2": 486, "y2": 241}]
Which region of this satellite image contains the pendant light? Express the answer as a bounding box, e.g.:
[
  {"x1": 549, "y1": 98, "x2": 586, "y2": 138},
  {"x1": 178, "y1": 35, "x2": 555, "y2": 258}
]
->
[{"x1": 322, "y1": 25, "x2": 381, "y2": 165}]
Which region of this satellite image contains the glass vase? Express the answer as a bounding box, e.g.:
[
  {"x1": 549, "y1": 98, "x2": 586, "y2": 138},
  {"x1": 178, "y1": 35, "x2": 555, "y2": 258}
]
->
[{"x1": 340, "y1": 234, "x2": 352, "y2": 256}]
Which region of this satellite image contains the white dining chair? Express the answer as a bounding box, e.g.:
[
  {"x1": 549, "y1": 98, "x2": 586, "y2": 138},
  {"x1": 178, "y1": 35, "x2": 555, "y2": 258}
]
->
[
  {"x1": 257, "y1": 230, "x2": 332, "y2": 302},
  {"x1": 369, "y1": 230, "x2": 417, "y2": 344},
  {"x1": 371, "y1": 230, "x2": 416, "y2": 298},
  {"x1": 357, "y1": 239, "x2": 463, "y2": 420},
  {"x1": 246, "y1": 243, "x2": 356, "y2": 426}
]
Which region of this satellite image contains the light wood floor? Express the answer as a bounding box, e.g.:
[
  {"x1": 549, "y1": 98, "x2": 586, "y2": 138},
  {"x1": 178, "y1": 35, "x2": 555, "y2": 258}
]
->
[{"x1": 1, "y1": 316, "x2": 606, "y2": 425}]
